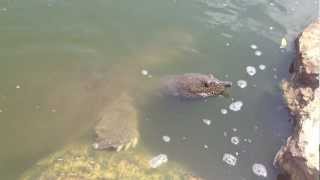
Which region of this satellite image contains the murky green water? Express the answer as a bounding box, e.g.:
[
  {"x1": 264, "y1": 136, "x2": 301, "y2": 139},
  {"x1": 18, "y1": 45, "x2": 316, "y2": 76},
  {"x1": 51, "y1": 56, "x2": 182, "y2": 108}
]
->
[{"x1": 0, "y1": 0, "x2": 318, "y2": 179}]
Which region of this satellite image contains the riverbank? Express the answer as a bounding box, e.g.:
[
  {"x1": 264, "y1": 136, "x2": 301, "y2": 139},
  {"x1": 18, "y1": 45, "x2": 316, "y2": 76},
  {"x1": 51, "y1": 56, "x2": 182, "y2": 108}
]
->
[{"x1": 274, "y1": 20, "x2": 319, "y2": 180}]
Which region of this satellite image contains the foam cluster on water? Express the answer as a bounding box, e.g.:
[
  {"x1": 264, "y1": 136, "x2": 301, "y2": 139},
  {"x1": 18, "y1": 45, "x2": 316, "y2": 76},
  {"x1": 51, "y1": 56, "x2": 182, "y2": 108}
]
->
[
  {"x1": 246, "y1": 66, "x2": 256, "y2": 76},
  {"x1": 252, "y1": 163, "x2": 268, "y2": 177},
  {"x1": 141, "y1": 69, "x2": 148, "y2": 76},
  {"x1": 222, "y1": 153, "x2": 237, "y2": 166},
  {"x1": 229, "y1": 101, "x2": 243, "y2": 111},
  {"x1": 259, "y1": 64, "x2": 266, "y2": 70},
  {"x1": 162, "y1": 135, "x2": 171, "y2": 143},
  {"x1": 254, "y1": 50, "x2": 262, "y2": 56},
  {"x1": 202, "y1": 118, "x2": 212, "y2": 126},
  {"x1": 237, "y1": 80, "x2": 247, "y2": 88},
  {"x1": 231, "y1": 136, "x2": 240, "y2": 145},
  {"x1": 220, "y1": 108, "x2": 228, "y2": 114},
  {"x1": 250, "y1": 44, "x2": 258, "y2": 50}
]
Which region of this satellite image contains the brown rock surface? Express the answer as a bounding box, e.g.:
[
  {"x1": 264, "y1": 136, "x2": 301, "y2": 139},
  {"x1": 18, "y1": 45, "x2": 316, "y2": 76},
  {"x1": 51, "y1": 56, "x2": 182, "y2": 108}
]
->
[{"x1": 274, "y1": 20, "x2": 320, "y2": 180}]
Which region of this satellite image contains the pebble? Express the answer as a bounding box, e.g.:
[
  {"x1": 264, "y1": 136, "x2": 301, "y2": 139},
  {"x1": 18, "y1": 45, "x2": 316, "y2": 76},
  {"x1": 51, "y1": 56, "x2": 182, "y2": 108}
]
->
[
  {"x1": 222, "y1": 153, "x2": 237, "y2": 166},
  {"x1": 231, "y1": 136, "x2": 240, "y2": 145},
  {"x1": 141, "y1": 69, "x2": 148, "y2": 76},
  {"x1": 162, "y1": 135, "x2": 171, "y2": 143},
  {"x1": 149, "y1": 154, "x2": 168, "y2": 168},
  {"x1": 259, "y1": 64, "x2": 266, "y2": 70},
  {"x1": 246, "y1": 66, "x2": 256, "y2": 76},
  {"x1": 229, "y1": 101, "x2": 243, "y2": 111},
  {"x1": 220, "y1": 108, "x2": 228, "y2": 114},
  {"x1": 252, "y1": 163, "x2": 268, "y2": 177},
  {"x1": 254, "y1": 50, "x2": 262, "y2": 56},
  {"x1": 202, "y1": 118, "x2": 212, "y2": 126},
  {"x1": 237, "y1": 80, "x2": 247, "y2": 88}
]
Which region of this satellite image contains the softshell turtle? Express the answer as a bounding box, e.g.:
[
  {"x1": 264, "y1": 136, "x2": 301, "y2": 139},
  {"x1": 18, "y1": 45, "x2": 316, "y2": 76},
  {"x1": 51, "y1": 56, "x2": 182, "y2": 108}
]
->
[
  {"x1": 92, "y1": 73, "x2": 231, "y2": 152},
  {"x1": 92, "y1": 93, "x2": 139, "y2": 151},
  {"x1": 162, "y1": 73, "x2": 232, "y2": 98}
]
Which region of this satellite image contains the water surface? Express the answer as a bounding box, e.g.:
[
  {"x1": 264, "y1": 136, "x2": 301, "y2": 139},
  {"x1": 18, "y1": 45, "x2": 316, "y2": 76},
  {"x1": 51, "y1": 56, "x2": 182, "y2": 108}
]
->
[{"x1": 0, "y1": 0, "x2": 318, "y2": 179}]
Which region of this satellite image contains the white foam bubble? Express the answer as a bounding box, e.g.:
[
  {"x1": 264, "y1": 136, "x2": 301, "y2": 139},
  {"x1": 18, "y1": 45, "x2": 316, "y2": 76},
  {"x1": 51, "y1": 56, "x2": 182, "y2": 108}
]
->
[
  {"x1": 221, "y1": 108, "x2": 228, "y2": 114},
  {"x1": 254, "y1": 50, "x2": 262, "y2": 56},
  {"x1": 246, "y1": 66, "x2": 256, "y2": 76},
  {"x1": 222, "y1": 153, "x2": 237, "y2": 166},
  {"x1": 231, "y1": 136, "x2": 240, "y2": 145},
  {"x1": 141, "y1": 69, "x2": 148, "y2": 76},
  {"x1": 202, "y1": 118, "x2": 212, "y2": 126},
  {"x1": 229, "y1": 101, "x2": 243, "y2": 111},
  {"x1": 250, "y1": 44, "x2": 258, "y2": 50},
  {"x1": 259, "y1": 64, "x2": 266, "y2": 70},
  {"x1": 252, "y1": 163, "x2": 268, "y2": 177},
  {"x1": 162, "y1": 135, "x2": 171, "y2": 143},
  {"x1": 237, "y1": 80, "x2": 247, "y2": 88}
]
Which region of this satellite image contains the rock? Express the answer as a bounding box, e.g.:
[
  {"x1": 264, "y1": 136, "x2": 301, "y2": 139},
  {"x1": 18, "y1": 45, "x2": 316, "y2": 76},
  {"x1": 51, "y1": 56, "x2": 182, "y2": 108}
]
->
[
  {"x1": 274, "y1": 20, "x2": 320, "y2": 180},
  {"x1": 162, "y1": 73, "x2": 232, "y2": 99},
  {"x1": 93, "y1": 93, "x2": 139, "y2": 151},
  {"x1": 20, "y1": 143, "x2": 203, "y2": 180}
]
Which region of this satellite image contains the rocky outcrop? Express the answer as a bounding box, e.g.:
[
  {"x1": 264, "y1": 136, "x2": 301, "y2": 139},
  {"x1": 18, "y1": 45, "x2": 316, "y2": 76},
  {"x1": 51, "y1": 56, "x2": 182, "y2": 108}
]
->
[
  {"x1": 274, "y1": 20, "x2": 320, "y2": 180},
  {"x1": 20, "y1": 143, "x2": 203, "y2": 180}
]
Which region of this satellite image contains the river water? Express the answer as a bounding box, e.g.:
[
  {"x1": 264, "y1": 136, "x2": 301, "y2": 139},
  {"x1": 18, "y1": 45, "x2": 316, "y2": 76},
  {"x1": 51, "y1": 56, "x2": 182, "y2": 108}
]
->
[{"x1": 0, "y1": 0, "x2": 318, "y2": 179}]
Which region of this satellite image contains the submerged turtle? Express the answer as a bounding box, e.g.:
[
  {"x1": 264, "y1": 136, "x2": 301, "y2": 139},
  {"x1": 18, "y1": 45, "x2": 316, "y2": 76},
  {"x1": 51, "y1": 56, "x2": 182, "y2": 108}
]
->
[
  {"x1": 162, "y1": 73, "x2": 232, "y2": 98},
  {"x1": 92, "y1": 93, "x2": 139, "y2": 152},
  {"x1": 93, "y1": 73, "x2": 231, "y2": 152}
]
